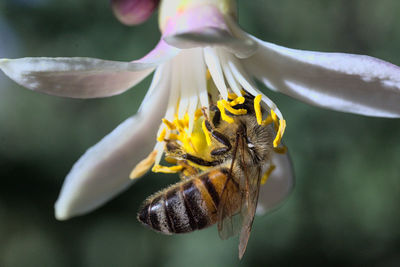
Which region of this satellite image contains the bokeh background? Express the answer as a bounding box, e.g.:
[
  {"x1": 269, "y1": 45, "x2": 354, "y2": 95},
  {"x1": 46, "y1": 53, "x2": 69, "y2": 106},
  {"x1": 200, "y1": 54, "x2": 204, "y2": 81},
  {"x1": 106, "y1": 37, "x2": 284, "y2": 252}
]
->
[{"x1": 1, "y1": 0, "x2": 400, "y2": 266}]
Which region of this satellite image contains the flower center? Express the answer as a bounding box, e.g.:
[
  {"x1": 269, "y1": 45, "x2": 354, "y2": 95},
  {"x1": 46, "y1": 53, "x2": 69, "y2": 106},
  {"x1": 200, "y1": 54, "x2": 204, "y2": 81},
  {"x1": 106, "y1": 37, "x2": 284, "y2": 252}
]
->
[
  {"x1": 150, "y1": 92, "x2": 286, "y2": 175},
  {"x1": 130, "y1": 47, "x2": 287, "y2": 180}
]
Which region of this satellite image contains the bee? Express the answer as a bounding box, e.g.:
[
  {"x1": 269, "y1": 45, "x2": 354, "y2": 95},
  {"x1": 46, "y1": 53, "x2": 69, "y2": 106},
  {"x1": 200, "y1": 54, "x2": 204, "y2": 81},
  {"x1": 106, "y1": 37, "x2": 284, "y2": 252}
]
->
[{"x1": 137, "y1": 94, "x2": 275, "y2": 259}]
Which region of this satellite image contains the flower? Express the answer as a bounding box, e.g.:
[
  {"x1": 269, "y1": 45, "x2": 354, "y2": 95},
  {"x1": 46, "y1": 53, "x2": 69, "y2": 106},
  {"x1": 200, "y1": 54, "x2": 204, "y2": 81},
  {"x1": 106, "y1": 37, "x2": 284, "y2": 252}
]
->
[{"x1": 1, "y1": 0, "x2": 400, "y2": 221}]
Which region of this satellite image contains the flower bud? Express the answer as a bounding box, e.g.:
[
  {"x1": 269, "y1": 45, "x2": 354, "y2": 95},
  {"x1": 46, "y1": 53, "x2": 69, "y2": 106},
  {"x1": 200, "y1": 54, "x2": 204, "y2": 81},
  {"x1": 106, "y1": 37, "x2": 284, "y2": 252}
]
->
[{"x1": 111, "y1": 0, "x2": 160, "y2": 25}]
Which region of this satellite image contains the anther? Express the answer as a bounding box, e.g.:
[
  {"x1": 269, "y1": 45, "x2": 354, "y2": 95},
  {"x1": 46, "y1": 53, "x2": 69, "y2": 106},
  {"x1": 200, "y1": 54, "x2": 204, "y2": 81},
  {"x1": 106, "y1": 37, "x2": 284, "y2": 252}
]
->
[
  {"x1": 261, "y1": 164, "x2": 276, "y2": 185},
  {"x1": 273, "y1": 119, "x2": 286, "y2": 148},
  {"x1": 157, "y1": 128, "x2": 166, "y2": 142},
  {"x1": 152, "y1": 164, "x2": 183, "y2": 174},
  {"x1": 273, "y1": 146, "x2": 287, "y2": 154},
  {"x1": 194, "y1": 109, "x2": 203, "y2": 120},
  {"x1": 228, "y1": 92, "x2": 238, "y2": 100},
  {"x1": 270, "y1": 109, "x2": 279, "y2": 131},
  {"x1": 217, "y1": 100, "x2": 234, "y2": 123},
  {"x1": 162, "y1": 118, "x2": 176, "y2": 130},
  {"x1": 130, "y1": 150, "x2": 158, "y2": 179},
  {"x1": 220, "y1": 99, "x2": 247, "y2": 115},
  {"x1": 229, "y1": 96, "x2": 245, "y2": 106}
]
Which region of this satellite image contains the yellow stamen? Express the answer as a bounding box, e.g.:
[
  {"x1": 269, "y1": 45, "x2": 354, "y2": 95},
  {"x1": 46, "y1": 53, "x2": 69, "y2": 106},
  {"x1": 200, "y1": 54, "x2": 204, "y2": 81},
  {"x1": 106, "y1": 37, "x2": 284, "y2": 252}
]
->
[
  {"x1": 152, "y1": 164, "x2": 183, "y2": 174},
  {"x1": 168, "y1": 133, "x2": 179, "y2": 140},
  {"x1": 273, "y1": 119, "x2": 286, "y2": 148},
  {"x1": 254, "y1": 95, "x2": 263, "y2": 125},
  {"x1": 270, "y1": 109, "x2": 279, "y2": 131},
  {"x1": 206, "y1": 69, "x2": 211, "y2": 80},
  {"x1": 229, "y1": 96, "x2": 245, "y2": 106},
  {"x1": 157, "y1": 128, "x2": 166, "y2": 142},
  {"x1": 261, "y1": 164, "x2": 276, "y2": 185},
  {"x1": 185, "y1": 136, "x2": 198, "y2": 153},
  {"x1": 262, "y1": 115, "x2": 273, "y2": 126},
  {"x1": 217, "y1": 100, "x2": 234, "y2": 123},
  {"x1": 220, "y1": 99, "x2": 247, "y2": 115},
  {"x1": 194, "y1": 109, "x2": 203, "y2": 120},
  {"x1": 130, "y1": 150, "x2": 158, "y2": 179},
  {"x1": 228, "y1": 92, "x2": 238, "y2": 100},
  {"x1": 173, "y1": 117, "x2": 185, "y2": 132},
  {"x1": 183, "y1": 113, "x2": 189, "y2": 128},
  {"x1": 254, "y1": 95, "x2": 273, "y2": 126},
  {"x1": 273, "y1": 146, "x2": 287, "y2": 154},
  {"x1": 162, "y1": 118, "x2": 175, "y2": 130},
  {"x1": 202, "y1": 120, "x2": 212, "y2": 146}
]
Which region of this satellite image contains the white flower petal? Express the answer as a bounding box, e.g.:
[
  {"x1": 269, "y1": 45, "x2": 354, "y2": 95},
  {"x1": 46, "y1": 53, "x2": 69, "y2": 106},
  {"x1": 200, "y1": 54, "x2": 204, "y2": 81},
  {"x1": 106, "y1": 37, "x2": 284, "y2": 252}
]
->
[
  {"x1": 257, "y1": 151, "x2": 295, "y2": 215},
  {"x1": 0, "y1": 40, "x2": 179, "y2": 99},
  {"x1": 243, "y1": 36, "x2": 400, "y2": 117},
  {"x1": 54, "y1": 64, "x2": 171, "y2": 220},
  {"x1": 193, "y1": 48, "x2": 209, "y2": 111},
  {"x1": 204, "y1": 47, "x2": 228, "y2": 99},
  {"x1": 0, "y1": 57, "x2": 154, "y2": 98}
]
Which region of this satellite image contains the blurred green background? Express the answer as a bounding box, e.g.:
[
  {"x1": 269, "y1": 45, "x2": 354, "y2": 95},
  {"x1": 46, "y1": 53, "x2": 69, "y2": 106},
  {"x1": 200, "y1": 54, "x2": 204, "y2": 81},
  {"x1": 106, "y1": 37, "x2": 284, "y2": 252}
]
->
[{"x1": 1, "y1": 0, "x2": 400, "y2": 266}]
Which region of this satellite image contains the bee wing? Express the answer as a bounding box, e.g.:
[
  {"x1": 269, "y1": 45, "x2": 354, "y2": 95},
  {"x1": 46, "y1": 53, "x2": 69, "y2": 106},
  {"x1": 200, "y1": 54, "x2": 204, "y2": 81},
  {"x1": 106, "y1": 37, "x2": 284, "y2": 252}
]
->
[
  {"x1": 217, "y1": 176, "x2": 243, "y2": 240},
  {"x1": 216, "y1": 131, "x2": 262, "y2": 259},
  {"x1": 237, "y1": 166, "x2": 262, "y2": 259},
  {"x1": 217, "y1": 133, "x2": 244, "y2": 240}
]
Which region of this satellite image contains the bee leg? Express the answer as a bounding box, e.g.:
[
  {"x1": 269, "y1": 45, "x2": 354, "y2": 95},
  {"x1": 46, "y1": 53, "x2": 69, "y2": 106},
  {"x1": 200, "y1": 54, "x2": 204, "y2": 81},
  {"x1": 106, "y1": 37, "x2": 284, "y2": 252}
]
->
[
  {"x1": 210, "y1": 147, "x2": 230, "y2": 156},
  {"x1": 204, "y1": 119, "x2": 232, "y2": 152},
  {"x1": 164, "y1": 139, "x2": 185, "y2": 159},
  {"x1": 177, "y1": 160, "x2": 199, "y2": 180},
  {"x1": 164, "y1": 138, "x2": 220, "y2": 167},
  {"x1": 183, "y1": 153, "x2": 221, "y2": 167},
  {"x1": 202, "y1": 107, "x2": 232, "y2": 152},
  {"x1": 210, "y1": 105, "x2": 221, "y2": 127}
]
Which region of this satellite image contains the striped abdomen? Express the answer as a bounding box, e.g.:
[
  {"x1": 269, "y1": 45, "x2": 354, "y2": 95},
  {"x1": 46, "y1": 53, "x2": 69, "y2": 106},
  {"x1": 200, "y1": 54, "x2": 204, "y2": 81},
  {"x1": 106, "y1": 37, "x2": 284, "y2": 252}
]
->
[{"x1": 137, "y1": 168, "x2": 240, "y2": 234}]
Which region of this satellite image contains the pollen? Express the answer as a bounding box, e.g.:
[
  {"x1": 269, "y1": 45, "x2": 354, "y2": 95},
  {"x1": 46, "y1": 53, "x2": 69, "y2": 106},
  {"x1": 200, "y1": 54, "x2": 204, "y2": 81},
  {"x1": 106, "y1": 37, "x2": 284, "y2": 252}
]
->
[
  {"x1": 220, "y1": 100, "x2": 247, "y2": 115},
  {"x1": 152, "y1": 164, "x2": 183, "y2": 174},
  {"x1": 229, "y1": 96, "x2": 245, "y2": 106},
  {"x1": 217, "y1": 100, "x2": 234, "y2": 123},
  {"x1": 254, "y1": 95, "x2": 272, "y2": 126},
  {"x1": 217, "y1": 96, "x2": 248, "y2": 123},
  {"x1": 273, "y1": 119, "x2": 286, "y2": 148},
  {"x1": 168, "y1": 133, "x2": 179, "y2": 140},
  {"x1": 130, "y1": 150, "x2": 158, "y2": 179},
  {"x1": 157, "y1": 128, "x2": 167, "y2": 142},
  {"x1": 253, "y1": 95, "x2": 286, "y2": 147},
  {"x1": 194, "y1": 109, "x2": 203, "y2": 120},
  {"x1": 270, "y1": 109, "x2": 279, "y2": 131},
  {"x1": 273, "y1": 145, "x2": 287, "y2": 154},
  {"x1": 202, "y1": 120, "x2": 212, "y2": 146},
  {"x1": 228, "y1": 92, "x2": 238, "y2": 100},
  {"x1": 162, "y1": 118, "x2": 176, "y2": 130},
  {"x1": 261, "y1": 164, "x2": 276, "y2": 185}
]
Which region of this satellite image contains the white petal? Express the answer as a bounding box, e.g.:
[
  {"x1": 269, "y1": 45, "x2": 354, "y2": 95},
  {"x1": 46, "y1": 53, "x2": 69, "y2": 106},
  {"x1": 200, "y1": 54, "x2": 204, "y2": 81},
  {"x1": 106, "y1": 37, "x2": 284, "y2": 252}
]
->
[
  {"x1": 193, "y1": 48, "x2": 209, "y2": 111},
  {"x1": 0, "y1": 40, "x2": 179, "y2": 99},
  {"x1": 204, "y1": 48, "x2": 228, "y2": 99},
  {"x1": 164, "y1": 26, "x2": 257, "y2": 58},
  {"x1": 257, "y1": 151, "x2": 295, "y2": 215},
  {"x1": 243, "y1": 36, "x2": 400, "y2": 117},
  {"x1": 54, "y1": 64, "x2": 171, "y2": 220},
  {"x1": 0, "y1": 57, "x2": 154, "y2": 98}
]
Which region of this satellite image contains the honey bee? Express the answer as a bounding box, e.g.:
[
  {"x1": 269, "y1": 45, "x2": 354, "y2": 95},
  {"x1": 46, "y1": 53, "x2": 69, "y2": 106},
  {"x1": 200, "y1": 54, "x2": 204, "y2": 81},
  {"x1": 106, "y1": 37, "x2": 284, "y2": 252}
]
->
[{"x1": 138, "y1": 94, "x2": 275, "y2": 259}]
